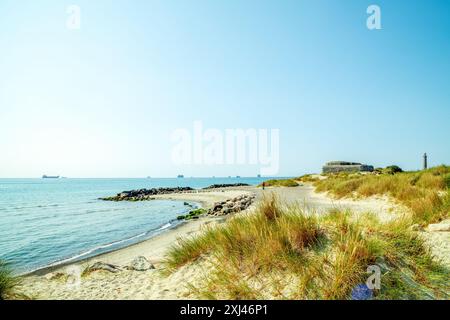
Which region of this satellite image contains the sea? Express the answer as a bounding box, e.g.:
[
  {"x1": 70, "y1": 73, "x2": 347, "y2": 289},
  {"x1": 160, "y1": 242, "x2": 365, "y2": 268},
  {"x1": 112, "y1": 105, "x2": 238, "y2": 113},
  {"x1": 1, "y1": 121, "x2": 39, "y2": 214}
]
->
[{"x1": 0, "y1": 177, "x2": 269, "y2": 274}]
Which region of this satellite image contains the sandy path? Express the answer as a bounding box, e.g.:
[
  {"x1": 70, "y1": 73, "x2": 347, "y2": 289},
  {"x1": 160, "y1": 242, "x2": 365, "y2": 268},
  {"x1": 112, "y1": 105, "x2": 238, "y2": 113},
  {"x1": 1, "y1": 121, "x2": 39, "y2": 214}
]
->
[{"x1": 248, "y1": 184, "x2": 405, "y2": 221}]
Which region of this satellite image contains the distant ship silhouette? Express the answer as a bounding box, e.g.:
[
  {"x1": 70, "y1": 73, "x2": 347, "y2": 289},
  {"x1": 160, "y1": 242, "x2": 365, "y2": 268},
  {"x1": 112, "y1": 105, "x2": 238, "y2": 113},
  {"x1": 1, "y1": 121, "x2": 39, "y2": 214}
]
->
[
  {"x1": 42, "y1": 175, "x2": 60, "y2": 179},
  {"x1": 177, "y1": 175, "x2": 184, "y2": 178}
]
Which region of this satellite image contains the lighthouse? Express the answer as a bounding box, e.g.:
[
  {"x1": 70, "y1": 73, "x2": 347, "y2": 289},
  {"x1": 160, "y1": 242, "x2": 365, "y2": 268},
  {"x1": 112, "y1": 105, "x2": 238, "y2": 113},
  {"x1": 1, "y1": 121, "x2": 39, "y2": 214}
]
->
[{"x1": 423, "y1": 153, "x2": 428, "y2": 170}]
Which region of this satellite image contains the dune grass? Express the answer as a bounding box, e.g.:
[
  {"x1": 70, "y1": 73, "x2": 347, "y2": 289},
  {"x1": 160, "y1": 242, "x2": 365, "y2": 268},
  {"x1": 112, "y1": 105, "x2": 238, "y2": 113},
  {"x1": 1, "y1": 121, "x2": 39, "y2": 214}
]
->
[
  {"x1": 314, "y1": 165, "x2": 450, "y2": 225},
  {"x1": 295, "y1": 174, "x2": 320, "y2": 183},
  {"x1": 0, "y1": 260, "x2": 20, "y2": 300},
  {"x1": 260, "y1": 179, "x2": 299, "y2": 188},
  {"x1": 164, "y1": 195, "x2": 448, "y2": 299}
]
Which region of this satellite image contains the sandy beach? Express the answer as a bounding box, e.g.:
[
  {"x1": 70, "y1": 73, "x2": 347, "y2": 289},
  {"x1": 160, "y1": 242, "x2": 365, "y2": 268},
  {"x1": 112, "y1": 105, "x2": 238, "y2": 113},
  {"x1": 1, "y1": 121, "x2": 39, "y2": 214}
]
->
[
  {"x1": 20, "y1": 215, "x2": 220, "y2": 300},
  {"x1": 16, "y1": 184, "x2": 449, "y2": 300},
  {"x1": 19, "y1": 188, "x2": 254, "y2": 299}
]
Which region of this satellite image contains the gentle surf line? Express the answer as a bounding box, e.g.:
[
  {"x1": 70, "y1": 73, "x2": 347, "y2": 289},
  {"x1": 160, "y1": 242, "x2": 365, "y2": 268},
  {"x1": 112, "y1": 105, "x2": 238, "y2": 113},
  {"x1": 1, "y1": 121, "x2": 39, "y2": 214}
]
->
[{"x1": 21, "y1": 215, "x2": 190, "y2": 276}]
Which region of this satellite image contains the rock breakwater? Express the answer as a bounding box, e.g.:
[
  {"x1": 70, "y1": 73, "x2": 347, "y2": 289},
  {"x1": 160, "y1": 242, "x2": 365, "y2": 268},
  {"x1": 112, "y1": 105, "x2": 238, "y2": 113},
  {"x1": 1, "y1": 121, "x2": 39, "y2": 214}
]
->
[{"x1": 101, "y1": 187, "x2": 194, "y2": 201}]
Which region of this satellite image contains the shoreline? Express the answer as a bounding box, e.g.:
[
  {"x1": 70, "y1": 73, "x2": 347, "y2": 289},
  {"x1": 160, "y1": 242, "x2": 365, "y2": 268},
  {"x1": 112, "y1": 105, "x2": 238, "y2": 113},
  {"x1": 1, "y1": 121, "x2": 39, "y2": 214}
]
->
[
  {"x1": 24, "y1": 188, "x2": 254, "y2": 278},
  {"x1": 18, "y1": 184, "x2": 438, "y2": 300},
  {"x1": 22, "y1": 184, "x2": 402, "y2": 278},
  {"x1": 26, "y1": 216, "x2": 219, "y2": 277},
  {"x1": 24, "y1": 216, "x2": 187, "y2": 277}
]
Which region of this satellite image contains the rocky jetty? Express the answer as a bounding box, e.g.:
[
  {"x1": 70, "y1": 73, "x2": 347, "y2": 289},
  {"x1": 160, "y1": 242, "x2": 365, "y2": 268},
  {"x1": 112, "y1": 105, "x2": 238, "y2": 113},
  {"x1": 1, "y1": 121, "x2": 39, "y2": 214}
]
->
[
  {"x1": 208, "y1": 194, "x2": 255, "y2": 216},
  {"x1": 203, "y1": 183, "x2": 250, "y2": 189},
  {"x1": 101, "y1": 187, "x2": 194, "y2": 201}
]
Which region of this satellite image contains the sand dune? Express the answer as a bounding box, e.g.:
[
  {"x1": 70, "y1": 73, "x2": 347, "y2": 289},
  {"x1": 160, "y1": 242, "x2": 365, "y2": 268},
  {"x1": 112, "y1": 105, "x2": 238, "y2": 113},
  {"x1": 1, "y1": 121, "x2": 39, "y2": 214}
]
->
[{"x1": 19, "y1": 185, "x2": 440, "y2": 300}]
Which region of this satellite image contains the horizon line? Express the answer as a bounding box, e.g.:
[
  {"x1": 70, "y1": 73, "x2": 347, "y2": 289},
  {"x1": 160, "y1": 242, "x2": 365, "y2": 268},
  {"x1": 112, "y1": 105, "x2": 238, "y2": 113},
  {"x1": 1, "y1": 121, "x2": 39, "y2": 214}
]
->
[{"x1": 0, "y1": 175, "x2": 296, "y2": 179}]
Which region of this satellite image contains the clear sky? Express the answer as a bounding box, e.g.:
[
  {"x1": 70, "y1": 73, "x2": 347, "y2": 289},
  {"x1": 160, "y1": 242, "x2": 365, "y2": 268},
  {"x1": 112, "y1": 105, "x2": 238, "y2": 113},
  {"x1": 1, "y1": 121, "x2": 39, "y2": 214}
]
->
[{"x1": 0, "y1": 0, "x2": 449, "y2": 178}]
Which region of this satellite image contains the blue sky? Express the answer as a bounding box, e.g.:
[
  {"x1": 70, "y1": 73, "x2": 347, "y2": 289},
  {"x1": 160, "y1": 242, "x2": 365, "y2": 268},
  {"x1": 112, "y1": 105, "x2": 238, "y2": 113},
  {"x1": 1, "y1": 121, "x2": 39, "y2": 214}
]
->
[{"x1": 0, "y1": 0, "x2": 449, "y2": 178}]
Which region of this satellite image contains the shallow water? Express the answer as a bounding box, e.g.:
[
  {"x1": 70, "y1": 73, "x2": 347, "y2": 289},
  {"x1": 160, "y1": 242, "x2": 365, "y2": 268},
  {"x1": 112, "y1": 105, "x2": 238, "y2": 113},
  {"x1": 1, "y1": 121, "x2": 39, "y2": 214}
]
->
[{"x1": 0, "y1": 177, "x2": 267, "y2": 274}]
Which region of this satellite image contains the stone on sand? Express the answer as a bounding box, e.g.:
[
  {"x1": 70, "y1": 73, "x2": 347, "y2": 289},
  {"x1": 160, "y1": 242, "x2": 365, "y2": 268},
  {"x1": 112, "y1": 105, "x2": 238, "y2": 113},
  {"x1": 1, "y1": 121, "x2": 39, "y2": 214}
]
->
[
  {"x1": 128, "y1": 256, "x2": 155, "y2": 271},
  {"x1": 86, "y1": 262, "x2": 123, "y2": 273}
]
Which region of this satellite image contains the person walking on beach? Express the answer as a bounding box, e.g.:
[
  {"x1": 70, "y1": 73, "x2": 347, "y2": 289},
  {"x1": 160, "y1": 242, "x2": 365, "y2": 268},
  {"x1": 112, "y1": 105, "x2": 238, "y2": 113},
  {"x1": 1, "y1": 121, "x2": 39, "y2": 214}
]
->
[{"x1": 262, "y1": 182, "x2": 266, "y2": 190}]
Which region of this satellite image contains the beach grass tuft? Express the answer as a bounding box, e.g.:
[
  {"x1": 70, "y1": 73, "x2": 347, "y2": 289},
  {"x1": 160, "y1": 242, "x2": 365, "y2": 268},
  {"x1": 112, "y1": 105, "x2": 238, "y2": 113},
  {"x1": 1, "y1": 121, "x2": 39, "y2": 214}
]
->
[
  {"x1": 259, "y1": 193, "x2": 283, "y2": 221},
  {"x1": 260, "y1": 179, "x2": 299, "y2": 188},
  {"x1": 295, "y1": 174, "x2": 320, "y2": 183},
  {"x1": 0, "y1": 260, "x2": 21, "y2": 300}
]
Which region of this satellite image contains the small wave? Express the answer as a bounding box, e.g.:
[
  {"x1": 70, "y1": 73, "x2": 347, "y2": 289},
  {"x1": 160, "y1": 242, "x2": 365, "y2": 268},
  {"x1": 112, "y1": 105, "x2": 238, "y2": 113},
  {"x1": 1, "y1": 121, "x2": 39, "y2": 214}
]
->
[
  {"x1": 45, "y1": 232, "x2": 149, "y2": 267},
  {"x1": 158, "y1": 223, "x2": 172, "y2": 231},
  {"x1": 28, "y1": 220, "x2": 181, "y2": 273},
  {"x1": 85, "y1": 207, "x2": 128, "y2": 214},
  {"x1": 37, "y1": 204, "x2": 59, "y2": 208},
  {"x1": 13, "y1": 204, "x2": 59, "y2": 210}
]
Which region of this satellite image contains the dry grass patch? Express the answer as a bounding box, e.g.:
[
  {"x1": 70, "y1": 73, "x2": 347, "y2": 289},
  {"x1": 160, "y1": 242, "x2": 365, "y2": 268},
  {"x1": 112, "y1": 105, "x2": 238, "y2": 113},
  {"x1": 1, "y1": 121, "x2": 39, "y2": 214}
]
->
[
  {"x1": 0, "y1": 260, "x2": 21, "y2": 300},
  {"x1": 296, "y1": 174, "x2": 320, "y2": 183},
  {"x1": 260, "y1": 179, "x2": 299, "y2": 188},
  {"x1": 315, "y1": 166, "x2": 450, "y2": 225}
]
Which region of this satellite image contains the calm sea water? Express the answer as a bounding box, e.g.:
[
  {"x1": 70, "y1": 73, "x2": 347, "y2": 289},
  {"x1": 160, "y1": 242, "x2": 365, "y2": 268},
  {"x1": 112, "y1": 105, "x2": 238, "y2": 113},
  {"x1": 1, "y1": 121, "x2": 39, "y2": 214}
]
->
[{"x1": 0, "y1": 177, "x2": 268, "y2": 274}]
